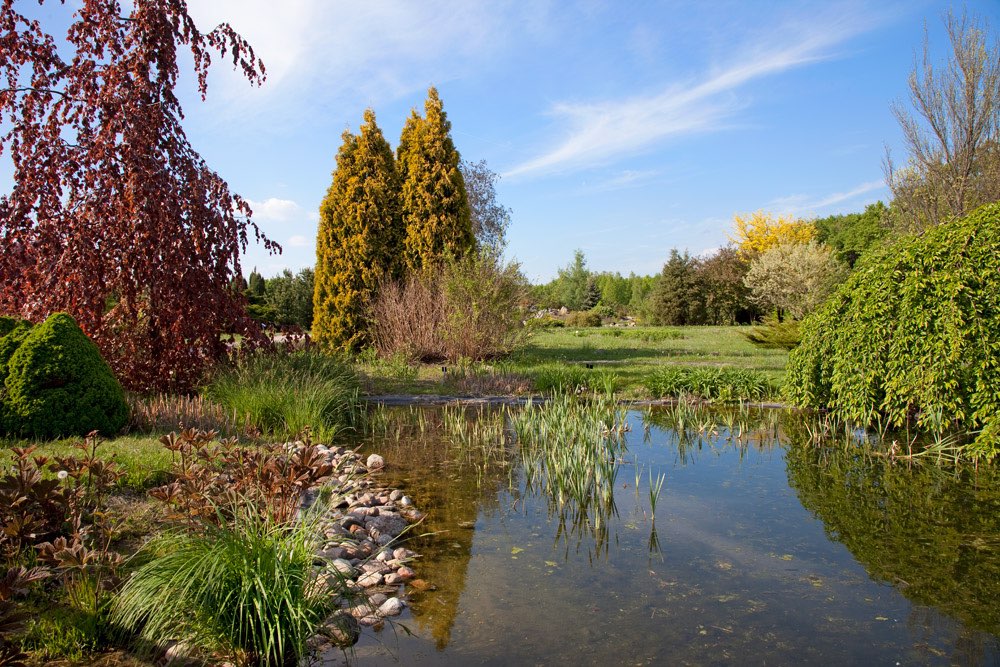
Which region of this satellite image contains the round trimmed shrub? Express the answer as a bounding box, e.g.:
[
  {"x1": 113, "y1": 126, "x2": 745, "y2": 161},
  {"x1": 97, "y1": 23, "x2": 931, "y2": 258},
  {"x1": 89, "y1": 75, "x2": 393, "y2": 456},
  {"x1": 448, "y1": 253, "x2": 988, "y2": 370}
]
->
[
  {"x1": 3, "y1": 312, "x2": 129, "y2": 438},
  {"x1": 785, "y1": 203, "x2": 1000, "y2": 457},
  {"x1": 0, "y1": 317, "x2": 34, "y2": 432}
]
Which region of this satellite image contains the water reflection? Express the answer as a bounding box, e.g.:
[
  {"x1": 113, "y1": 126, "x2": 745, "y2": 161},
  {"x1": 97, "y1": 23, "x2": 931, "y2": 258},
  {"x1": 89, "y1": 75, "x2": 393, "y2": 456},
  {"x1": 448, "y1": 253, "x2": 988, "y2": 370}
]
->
[
  {"x1": 352, "y1": 402, "x2": 1000, "y2": 665},
  {"x1": 785, "y1": 441, "x2": 1000, "y2": 636}
]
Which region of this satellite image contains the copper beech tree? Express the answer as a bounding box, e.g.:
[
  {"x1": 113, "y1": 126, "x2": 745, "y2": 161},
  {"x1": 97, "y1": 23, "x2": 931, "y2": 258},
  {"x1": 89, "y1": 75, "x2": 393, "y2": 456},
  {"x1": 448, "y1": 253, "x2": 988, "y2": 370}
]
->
[{"x1": 0, "y1": 0, "x2": 277, "y2": 391}]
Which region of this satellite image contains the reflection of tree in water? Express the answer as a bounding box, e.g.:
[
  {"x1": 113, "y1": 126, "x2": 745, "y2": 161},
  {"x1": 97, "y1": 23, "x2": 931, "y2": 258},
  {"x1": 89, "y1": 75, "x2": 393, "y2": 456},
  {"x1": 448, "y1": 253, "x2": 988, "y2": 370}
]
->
[
  {"x1": 785, "y1": 443, "x2": 1000, "y2": 660},
  {"x1": 359, "y1": 407, "x2": 512, "y2": 650}
]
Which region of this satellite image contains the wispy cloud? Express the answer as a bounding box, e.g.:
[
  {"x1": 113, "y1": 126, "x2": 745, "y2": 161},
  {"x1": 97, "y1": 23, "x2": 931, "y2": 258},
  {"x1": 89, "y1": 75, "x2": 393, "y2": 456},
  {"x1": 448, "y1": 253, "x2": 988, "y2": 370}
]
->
[
  {"x1": 505, "y1": 12, "x2": 875, "y2": 179},
  {"x1": 589, "y1": 169, "x2": 662, "y2": 192},
  {"x1": 286, "y1": 234, "x2": 310, "y2": 248},
  {"x1": 769, "y1": 179, "x2": 886, "y2": 215},
  {"x1": 186, "y1": 1, "x2": 545, "y2": 119}
]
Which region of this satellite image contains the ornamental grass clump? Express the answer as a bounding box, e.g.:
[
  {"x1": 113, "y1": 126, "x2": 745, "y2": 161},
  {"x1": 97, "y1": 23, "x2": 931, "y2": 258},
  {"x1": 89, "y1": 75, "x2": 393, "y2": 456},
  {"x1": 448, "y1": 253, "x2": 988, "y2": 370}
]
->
[
  {"x1": 113, "y1": 507, "x2": 335, "y2": 667},
  {"x1": 204, "y1": 349, "x2": 361, "y2": 441},
  {"x1": 785, "y1": 203, "x2": 1000, "y2": 459}
]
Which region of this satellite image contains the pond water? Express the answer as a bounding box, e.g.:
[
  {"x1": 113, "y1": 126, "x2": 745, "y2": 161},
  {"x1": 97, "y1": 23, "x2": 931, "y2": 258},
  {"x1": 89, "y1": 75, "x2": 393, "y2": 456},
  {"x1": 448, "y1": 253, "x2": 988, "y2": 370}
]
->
[{"x1": 339, "y1": 404, "x2": 1000, "y2": 666}]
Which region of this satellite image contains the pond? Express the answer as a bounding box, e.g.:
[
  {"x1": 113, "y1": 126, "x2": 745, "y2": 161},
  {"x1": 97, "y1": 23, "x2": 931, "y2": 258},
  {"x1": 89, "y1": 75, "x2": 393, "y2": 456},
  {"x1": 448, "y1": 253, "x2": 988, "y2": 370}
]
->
[{"x1": 337, "y1": 402, "x2": 1000, "y2": 665}]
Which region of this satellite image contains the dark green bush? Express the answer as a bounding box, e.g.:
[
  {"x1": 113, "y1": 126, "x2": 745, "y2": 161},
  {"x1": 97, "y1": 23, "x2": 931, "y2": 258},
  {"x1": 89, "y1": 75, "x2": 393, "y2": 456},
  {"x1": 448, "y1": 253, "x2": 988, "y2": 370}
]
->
[
  {"x1": 2, "y1": 313, "x2": 128, "y2": 438},
  {"x1": 564, "y1": 311, "x2": 601, "y2": 328},
  {"x1": 0, "y1": 318, "x2": 33, "y2": 384},
  {"x1": 785, "y1": 203, "x2": 1000, "y2": 458}
]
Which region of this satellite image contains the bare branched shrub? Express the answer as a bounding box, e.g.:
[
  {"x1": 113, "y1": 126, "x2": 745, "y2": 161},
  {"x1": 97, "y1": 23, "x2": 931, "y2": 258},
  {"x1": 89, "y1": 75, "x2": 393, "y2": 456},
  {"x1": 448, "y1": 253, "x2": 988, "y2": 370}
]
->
[{"x1": 371, "y1": 251, "x2": 527, "y2": 362}]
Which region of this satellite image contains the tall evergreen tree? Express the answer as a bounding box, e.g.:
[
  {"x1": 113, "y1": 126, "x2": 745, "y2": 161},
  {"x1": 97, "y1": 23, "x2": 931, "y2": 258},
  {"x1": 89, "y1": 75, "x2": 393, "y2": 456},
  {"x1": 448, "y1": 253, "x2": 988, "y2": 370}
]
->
[
  {"x1": 397, "y1": 87, "x2": 474, "y2": 270},
  {"x1": 313, "y1": 109, "x2": 403, "y2": 351}
]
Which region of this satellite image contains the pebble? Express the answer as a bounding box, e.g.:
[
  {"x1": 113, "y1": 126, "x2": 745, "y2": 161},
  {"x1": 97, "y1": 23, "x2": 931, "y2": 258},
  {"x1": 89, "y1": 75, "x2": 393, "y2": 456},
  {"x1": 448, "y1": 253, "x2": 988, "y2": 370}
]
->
[
  {"x1": 377, "y1": 597, "x2": 405, "y2": 617},
  {"x1": 357, "y1": 571, "x2": 383, "y2": 588},
  {"x1": 365, "y1": 454, "x2": 385, "y2": 471}
]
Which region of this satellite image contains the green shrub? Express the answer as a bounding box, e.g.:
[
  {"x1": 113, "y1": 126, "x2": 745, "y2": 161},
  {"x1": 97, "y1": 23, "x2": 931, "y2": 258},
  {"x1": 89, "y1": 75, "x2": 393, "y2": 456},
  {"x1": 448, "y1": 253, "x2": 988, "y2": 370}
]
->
[
  {"x1": 204, "y1": 350, "x2": 361, "y2": 441},
  {"x1": 2, "y1": 313, "x2": 128, "y2": 438},
  {"x1": 785, "y1": 203, "x2": 1000, "y2": 458},
  {"x1": 0, "y1": 318, "x2": 32, "y2": 386},
  {"x1": 564, "y1": 311, "x2": 601, "y2": 328},
  {"x1": 742, "y1": 315, "x2": 801, "y2": 350},
  {"x1": 646, "y1": 366, "x2": 775, "y2": 402}
]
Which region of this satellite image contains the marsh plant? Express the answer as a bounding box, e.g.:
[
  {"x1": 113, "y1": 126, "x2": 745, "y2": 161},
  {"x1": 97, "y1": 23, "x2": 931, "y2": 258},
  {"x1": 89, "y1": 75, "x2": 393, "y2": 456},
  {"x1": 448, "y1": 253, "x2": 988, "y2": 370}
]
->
[
  {"x1": 204, "y1": 349, "x2": 361, "y2": 442},
  {"x1": 510, "y1": 394, "x2": 628, "y2": 534}
]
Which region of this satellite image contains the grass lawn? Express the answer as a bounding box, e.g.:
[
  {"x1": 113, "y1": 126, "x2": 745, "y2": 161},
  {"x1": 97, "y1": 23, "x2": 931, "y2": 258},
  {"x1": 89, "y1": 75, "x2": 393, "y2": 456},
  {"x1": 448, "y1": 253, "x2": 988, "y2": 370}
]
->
[{"x1": 360, "y1": 325, "x2": 789, "y2": 398}]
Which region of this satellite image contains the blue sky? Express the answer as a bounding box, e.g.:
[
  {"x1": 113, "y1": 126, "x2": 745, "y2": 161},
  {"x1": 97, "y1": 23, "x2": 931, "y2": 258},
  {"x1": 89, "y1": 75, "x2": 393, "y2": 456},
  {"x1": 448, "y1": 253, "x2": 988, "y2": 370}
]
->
[{"x1": 9, "y1": 1, "x2": 1000, "y2": 282}]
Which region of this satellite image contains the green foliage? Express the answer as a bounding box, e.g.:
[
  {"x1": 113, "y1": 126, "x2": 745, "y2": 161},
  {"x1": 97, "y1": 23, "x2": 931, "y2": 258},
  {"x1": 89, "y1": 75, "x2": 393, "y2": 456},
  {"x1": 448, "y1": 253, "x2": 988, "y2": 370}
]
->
[
  {"x1": 649, "y1": 250, "x2": 703, "y2": 325},
  {"x1": 398, "y1": 88, "x2": 474, "y2": 271},
  {"x1": 556, "y1": 250, "x2": 592, "y2": 311},
  {"x1": 786, "y1": 204, "x2": 1000, "y2": 457},
  {"x1": 786, "y1": 443, "x2": 1000, "y2": 633},
  {"x1": 247, "y1": 270, "x2": 266, "y2": 298},
  {"x1": 2, "y1": 313, "x2": 128, "y2": 438},
  {"x1": 646, "y1": 366, "x2": 775, "y2": 402},
  {"x1": 744, "y1": 240, "x2": 847, "y2": 319},
  {"x1": 742, "y1": 314, "x2": 801, "y2": 350},
  {"x1": 204, "y1": 350, "x2": 361, "y2": 441},
  {"x1": 264, "y1": 268, "x2": 314, "y2": 329},
  {"x1": 525, "y1": 315, "x2": 564, "y2": 329},
  {"x1": 113, "y1": 507, "x2": 336, "y2": 666},
  {"x1": 314, "y1": 109, "x2": 403, "y2": 352},
  {"x1": 813, "y1": 201, "x2": 890, "y2": 267},
  {"x1": 564, "y1": 311, "x2": 602, "y2": 328},
  {"x1": 0, "y1": 318, "x2": 32, "y2": 386}
]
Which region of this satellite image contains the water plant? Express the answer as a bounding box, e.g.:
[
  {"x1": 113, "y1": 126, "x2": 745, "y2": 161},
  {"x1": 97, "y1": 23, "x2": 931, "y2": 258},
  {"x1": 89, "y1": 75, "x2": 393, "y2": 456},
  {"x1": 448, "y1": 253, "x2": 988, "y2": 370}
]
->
[
  {"x1": 648, "y1": 470, "x2": 666, "y2": 520},
  {"x1": 509, "y1": 394, "x2": 628, "y2": 546}
]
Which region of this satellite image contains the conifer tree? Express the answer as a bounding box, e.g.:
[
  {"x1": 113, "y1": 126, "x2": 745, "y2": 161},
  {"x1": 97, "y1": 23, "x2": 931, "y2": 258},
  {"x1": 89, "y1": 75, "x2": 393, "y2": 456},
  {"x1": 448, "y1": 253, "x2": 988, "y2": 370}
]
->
[
  {"x1": 313, "y1": 109, "x2": 403, "y2": 351},
  {"x1": 397, "y1": 88, "x2": 474, "y2": 270}
]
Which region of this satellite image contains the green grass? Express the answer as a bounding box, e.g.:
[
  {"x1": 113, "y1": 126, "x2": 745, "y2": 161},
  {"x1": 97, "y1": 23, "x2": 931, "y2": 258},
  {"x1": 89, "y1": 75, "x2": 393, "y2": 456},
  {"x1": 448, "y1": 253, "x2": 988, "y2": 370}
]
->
[
  {"x1": 358, "y1": 325, "x2": 789, "y2": 399},
  {"x1": 0, "y1": 433, "x2": 172, "y2": 491}
]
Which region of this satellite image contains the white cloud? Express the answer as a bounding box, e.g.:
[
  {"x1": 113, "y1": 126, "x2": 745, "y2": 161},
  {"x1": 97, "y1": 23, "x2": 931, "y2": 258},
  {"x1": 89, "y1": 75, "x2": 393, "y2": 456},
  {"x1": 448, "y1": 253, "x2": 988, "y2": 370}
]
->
[
  {"x1": 246, "y1": 197, "x2": 304, "y2": 223},
  {"x1": 505, "y1": 12, "x2": 876, "y2": 179},
  {"x1": 286, "y1": 234, "x2": 310, "y2": 248},
  {"x1": 770, "y1": 180, "x2": 886, "y2": 216},
  {"x1": 186, "y1": 1, "x2": 542, "y2": 115}
]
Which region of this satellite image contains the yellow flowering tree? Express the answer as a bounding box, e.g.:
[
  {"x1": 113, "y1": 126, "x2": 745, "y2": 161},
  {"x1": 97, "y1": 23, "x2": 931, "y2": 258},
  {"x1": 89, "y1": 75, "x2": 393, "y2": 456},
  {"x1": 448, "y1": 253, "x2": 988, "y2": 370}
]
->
[{"x1": 729, "y1": 211, "x2": 816, "y2": 257}]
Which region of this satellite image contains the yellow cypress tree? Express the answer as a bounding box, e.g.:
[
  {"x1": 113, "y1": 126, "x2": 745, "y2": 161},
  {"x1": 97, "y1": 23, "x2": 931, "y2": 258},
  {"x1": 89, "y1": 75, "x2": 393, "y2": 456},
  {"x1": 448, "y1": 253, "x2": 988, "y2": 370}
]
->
[
  {"x1": 397, "y1": 87, "x2": 474, "y2": 271},
  {"x1": 313, "y1": 109, "x2": 403, "y2": 352}
]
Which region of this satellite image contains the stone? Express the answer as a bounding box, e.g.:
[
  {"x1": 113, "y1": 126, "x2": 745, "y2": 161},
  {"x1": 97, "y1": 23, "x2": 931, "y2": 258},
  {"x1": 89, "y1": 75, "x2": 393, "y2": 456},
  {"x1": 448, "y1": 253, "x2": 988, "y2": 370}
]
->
[
  {"x1": 318, "y1": 546, "x2": 345, "y2": 560},
  {"x1": 358, "y1": 571, "x2": 383, "y2": 587},
  {"x1": 408, "y1": 579, "x2": 435, "y2": 591},
  {"x1": 384, "y1": 572, "x2": 403, "y2": 585},
  {"x1": 377, "y1": 597, "x2": 405, "y2": 617},
  {"x1": 359, "y1": 615, "x2": 383, "y2": 628},
  {"x1": 393, "y1": 547, "x2": 416, "y2": 561},
  {"x1": 396, "y1": 566, "x2": 416, "y2": 580},
  {"x1": 323, "y1": 612, "x2": 360, "y2": 648},
  {"x1": 329, "y1": 559, "x2": 356, "y2": 577},
  {"x1": 365, "y1": 513, "x2": 409, "y2": 539},
  {"x1": 163, "y1": 640, "x2": 193, "y2": 664},
  {"x1": 375, "y1": 549, "x2": 392, "y2": 562},
  {"x1": 375, "y1": 533, "x2": 394, "y2": 546},
  {"x1": 366, "y1": 454, "x2": 385, "y2": 471},
  {"x1": 389, "y1": 489, "x2": 404, "y2": 501},
  {"x1": 400, "y1": 496, "x2": 413, "y2": 507},
  {"x1": 369, "y1": 592, "x2": 388, "y2": 606}
]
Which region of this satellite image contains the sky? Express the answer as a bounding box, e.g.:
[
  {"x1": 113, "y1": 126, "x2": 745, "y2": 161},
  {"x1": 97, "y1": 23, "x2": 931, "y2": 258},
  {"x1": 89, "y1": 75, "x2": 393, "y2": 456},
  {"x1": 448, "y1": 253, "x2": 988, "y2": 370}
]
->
[{"x1": 8, "y1": 0, "x2": 1000, "y2": 282}]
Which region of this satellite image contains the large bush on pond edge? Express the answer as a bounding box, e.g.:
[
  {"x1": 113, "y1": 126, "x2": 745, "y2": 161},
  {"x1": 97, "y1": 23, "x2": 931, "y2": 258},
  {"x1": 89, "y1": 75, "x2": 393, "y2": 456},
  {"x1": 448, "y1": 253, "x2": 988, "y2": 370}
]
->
[
  {"x1": 2, "y1": 313, "x2": 129, "y2": 438},
  {"x1": 785, "y1": 203, "x2": 1000, "y2": 457}
]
